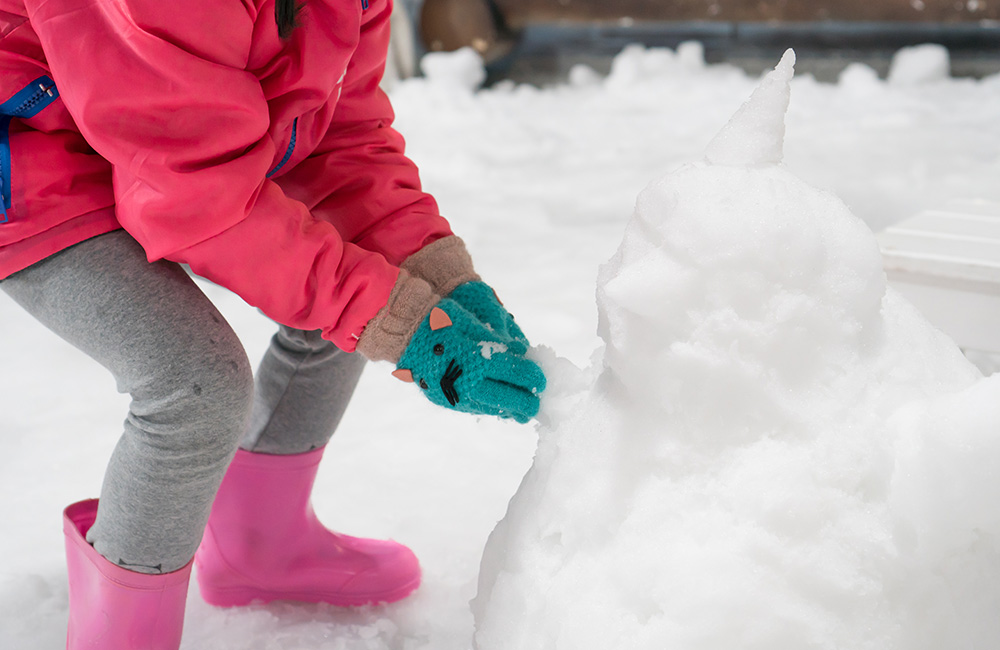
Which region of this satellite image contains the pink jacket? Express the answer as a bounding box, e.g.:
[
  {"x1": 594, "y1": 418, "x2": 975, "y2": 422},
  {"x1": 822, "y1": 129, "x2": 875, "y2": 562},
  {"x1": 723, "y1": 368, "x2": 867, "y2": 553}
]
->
[{"x1": 0, "y1": 0, "x2": 453, "y2": 352}]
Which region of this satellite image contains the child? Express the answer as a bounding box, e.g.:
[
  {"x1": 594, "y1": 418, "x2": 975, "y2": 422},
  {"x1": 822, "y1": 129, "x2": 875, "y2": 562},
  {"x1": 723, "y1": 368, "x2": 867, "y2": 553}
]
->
[{"x1": 0, "y1": 0, "x2": 545, "y2": 647}]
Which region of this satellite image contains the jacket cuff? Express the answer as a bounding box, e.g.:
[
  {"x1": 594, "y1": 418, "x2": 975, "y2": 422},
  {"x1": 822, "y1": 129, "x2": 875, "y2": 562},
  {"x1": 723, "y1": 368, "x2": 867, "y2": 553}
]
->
[
  {"x1": 356, "y1": 270, "x2": 439, "y2": 363},
  {"x1": 401, "y1": 235, "x2": 480, "y2": 297}
]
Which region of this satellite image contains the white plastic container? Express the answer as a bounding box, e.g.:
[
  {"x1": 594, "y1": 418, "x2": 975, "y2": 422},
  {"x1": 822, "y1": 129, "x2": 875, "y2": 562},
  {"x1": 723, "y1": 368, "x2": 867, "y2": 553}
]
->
[{"x1": 877, "y1": 198, "x2": 1000, "y2": 359}]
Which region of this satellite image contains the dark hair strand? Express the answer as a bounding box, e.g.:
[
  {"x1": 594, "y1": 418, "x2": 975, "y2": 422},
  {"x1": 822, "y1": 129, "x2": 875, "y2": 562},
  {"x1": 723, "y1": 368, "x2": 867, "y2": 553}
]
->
[{"x1": 275, "y1": 0, "x2": 303, "y2": 39}]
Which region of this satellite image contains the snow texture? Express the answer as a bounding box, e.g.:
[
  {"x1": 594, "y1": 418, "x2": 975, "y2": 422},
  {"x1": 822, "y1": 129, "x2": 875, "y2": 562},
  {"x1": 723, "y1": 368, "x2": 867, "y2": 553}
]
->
[
  {"x1": 472, "y1": 51, "x2": 1000, "y2": 650},
  {"x1": 479, "y1": 341, "x2": 509, "y2": 360},
  {"x1": 3, "y1": 43, "x2": 1000, "y2": 649}
]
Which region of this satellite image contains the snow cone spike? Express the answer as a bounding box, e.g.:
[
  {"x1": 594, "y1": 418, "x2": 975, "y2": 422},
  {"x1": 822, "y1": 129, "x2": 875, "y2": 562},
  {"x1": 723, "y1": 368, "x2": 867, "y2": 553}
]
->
[
  {"x1": 704, "y1": 48, "x2": 796, "y2": 168},
  {"x1": 429, "y1": 307, "x2": 453, "y2": 331},
  {"x1": 392, "y1": 368, "x2": 414, "y2": 383}
]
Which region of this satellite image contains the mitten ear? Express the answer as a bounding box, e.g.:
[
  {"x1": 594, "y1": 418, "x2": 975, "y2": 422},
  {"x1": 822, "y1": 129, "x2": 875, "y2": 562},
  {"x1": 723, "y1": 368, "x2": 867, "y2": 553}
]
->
[
  {"x1": 429, "y1": 307, "x2": 453, "y2": 331},
  {"x1": 392, "y1": 368, "x2": 414, "y2": 383}
]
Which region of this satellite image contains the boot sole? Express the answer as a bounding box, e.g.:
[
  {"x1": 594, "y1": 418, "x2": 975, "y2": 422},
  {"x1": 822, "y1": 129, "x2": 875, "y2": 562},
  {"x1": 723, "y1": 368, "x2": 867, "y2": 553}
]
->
[{"x1": 198, "y1": 574, "x2": 422, "y2": 608}]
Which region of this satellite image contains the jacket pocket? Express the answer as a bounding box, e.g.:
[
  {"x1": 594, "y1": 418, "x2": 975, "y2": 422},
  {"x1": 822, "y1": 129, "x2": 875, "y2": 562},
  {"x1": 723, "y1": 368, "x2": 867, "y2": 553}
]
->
[{"x1": 1, "y1": 75, "x2": 59, "y2": 223}]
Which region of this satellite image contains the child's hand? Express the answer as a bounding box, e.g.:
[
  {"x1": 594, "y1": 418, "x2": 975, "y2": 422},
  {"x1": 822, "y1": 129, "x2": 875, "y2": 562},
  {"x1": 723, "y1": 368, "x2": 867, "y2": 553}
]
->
[
  {"x1": 447, "y1": 281, "x2": 530, "y2": 355},
  {"x1": 393, "y1": 299, "x2": 545, "y2": 423}
]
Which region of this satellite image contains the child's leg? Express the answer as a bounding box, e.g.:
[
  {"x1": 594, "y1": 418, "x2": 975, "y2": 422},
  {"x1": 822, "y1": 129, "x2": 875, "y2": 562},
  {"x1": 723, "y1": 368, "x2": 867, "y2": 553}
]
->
[
  {"x1": 1, "y1": 230, "x2": 254, "y2": 574},
  {"x1": 240, "y1": 325, "x2": 366, "y2": 454}
]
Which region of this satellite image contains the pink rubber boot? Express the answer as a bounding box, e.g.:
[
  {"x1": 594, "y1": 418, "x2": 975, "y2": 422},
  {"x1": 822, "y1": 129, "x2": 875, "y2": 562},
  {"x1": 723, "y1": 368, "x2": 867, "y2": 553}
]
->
[
  {"x1": 64, "y1": 500, "x2": 191, "y2": 650},
  {"x1": 195, "y1": 448, "x2": 421, "y2": 607}
]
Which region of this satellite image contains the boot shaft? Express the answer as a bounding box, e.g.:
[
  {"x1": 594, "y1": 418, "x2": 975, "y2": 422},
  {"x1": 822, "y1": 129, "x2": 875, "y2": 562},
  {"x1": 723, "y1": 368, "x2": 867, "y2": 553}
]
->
[
  {"x1": 64, "y1": 500, "x2": 191, "y2": 650},
  {"x1": 205, "y1": 448, "x2": 325, "y2": 537}
]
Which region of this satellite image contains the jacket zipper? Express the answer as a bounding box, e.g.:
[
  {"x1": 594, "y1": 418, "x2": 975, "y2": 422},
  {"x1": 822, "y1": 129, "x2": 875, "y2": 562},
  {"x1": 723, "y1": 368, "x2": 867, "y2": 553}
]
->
[
  {"x1": 0, "y1": 76, "x2": 59, "y2": 223},
  {"x1": 266, "y1": 117, "x2": 298, "y2": 179}
]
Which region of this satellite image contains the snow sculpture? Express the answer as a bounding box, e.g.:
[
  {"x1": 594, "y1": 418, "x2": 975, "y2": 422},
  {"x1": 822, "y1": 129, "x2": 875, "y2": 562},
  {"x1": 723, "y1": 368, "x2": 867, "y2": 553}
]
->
[{"x1": 472, "y1": 49, "x2": 1000, "y2": 650}]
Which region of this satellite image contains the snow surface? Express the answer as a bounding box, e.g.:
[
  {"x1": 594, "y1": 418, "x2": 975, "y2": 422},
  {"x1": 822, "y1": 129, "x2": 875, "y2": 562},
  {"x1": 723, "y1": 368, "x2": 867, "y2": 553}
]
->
[{"x1": 2, "y1": 43, "x2": 1000, "y2": 649}]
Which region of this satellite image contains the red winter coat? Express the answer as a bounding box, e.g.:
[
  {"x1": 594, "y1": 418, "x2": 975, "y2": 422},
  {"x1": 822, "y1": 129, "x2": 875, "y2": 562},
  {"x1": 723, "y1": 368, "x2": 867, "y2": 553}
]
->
[{"x1": 0, "y1": 0, "x2": 452, "y2": 351}]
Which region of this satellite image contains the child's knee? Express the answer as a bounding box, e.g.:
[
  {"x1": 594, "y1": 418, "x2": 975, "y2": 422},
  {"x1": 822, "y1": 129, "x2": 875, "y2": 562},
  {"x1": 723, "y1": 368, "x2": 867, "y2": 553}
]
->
[
  {"x1": 128, "y1": 326, "x2": 255, "y2": 454},
  {"x1": 185, "y1": 344, "x2": 254, "y2": 443},
  {"x1": 187, "y1": 345, "x2": 255, "y2": 433}
]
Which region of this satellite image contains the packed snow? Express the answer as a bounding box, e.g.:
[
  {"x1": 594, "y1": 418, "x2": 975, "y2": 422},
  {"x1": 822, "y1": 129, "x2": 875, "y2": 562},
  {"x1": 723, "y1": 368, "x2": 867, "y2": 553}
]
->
[
  {"x1": 2, "y1": 42, "x2": 1000, "y2": 649},
  {"x1": 473, "y1": 49, "x2": 1000, "y2": 650}
]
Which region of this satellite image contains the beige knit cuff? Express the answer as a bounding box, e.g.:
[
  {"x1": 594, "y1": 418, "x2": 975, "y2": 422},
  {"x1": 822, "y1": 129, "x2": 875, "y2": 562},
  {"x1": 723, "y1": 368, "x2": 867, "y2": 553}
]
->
[
  {"x1": 401, "y1": 236, "x2": 480, "y2": 297},
  {"x1": 356, "y1": 270, "x2": 439, "y2": 363}
]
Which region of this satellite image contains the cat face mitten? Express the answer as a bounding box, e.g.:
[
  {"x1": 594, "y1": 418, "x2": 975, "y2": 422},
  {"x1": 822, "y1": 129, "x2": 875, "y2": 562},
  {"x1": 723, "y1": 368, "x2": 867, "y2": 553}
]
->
[{"x1": 357, "y1": 237, "x2": 545, "y2": 422}]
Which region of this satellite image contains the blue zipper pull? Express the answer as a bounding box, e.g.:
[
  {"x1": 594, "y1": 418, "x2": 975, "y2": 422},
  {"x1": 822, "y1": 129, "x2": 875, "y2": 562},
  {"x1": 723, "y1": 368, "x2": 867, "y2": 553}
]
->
[
  {"x1": 0, "y1": 76, "x2": 60, "y2": 222},
  {"x1": 362, "y1": 0, "x2": 369, "y2": 9},
  {"x1": 266, "y1": 117, "x2": 298, "y2": 179}
]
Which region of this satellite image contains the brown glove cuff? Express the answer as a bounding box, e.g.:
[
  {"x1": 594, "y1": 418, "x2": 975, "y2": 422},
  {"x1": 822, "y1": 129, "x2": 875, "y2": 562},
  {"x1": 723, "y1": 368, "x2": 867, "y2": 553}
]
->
[
  {"x1": 356, "y1": 270, "x2": 439, "y2": 363},
  {"x1": 401, "y1": 235, "x2": 481, "y2": 297}
]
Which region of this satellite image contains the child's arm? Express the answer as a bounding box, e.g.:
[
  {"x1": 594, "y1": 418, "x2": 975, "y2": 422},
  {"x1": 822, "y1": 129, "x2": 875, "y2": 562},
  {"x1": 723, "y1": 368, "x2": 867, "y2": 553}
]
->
[
  {"x1": 26, "y1": 0, "x2": 400, "y2": 351},
  {"x1": 277, "y1": 0, "x2": 516, "y2": 339},
  {"x1": 274, "y1": 0, "x2": 463, "y2": 271}
]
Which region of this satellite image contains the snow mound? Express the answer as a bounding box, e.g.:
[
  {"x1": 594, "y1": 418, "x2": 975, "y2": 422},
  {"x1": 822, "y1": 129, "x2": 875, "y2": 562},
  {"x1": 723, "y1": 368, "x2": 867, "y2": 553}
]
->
[
  {"x1": 419, "y1": 47, "x2": 487, "y2": 92},
  {"x1": 888, "y1": 44, "x2": 951, "y2": 86},
  {"x1": 472, "y1": 50, "x2": 1000, "y2": 650}
]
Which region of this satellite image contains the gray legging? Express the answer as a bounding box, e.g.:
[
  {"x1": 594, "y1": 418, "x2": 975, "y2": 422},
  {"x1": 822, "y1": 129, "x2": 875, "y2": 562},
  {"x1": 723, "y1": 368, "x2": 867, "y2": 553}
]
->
[{"x1": 1, "y1": 230, "x2": 366, "y2": 574}]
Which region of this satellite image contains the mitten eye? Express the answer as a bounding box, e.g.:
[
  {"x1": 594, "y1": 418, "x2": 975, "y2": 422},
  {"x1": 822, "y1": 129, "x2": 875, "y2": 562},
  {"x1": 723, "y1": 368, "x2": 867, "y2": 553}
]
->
[
  {"x1": 434, "y1": 344, "x2": 445, "y2": 356},
  {"x1": 419, "y1": 379, "x2": 429, "y2": 390}
]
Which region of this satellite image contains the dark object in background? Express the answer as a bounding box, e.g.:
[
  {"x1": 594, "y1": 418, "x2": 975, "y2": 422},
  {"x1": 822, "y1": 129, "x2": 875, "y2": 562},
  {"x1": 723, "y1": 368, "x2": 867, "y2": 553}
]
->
[
  {"x1": 412, "y1": 0, "x2": 1000, "y2": 84},
  {"x1": 490, "y1": 0, "x2": 1000, "y2": 26},
  {"x1": 419, "y1": 0, "x2": 515, "y2": 63}
]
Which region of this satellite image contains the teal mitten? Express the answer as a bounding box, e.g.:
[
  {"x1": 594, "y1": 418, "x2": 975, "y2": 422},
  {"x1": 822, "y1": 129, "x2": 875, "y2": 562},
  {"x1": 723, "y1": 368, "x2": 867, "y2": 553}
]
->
[
  {"x1": 393, "y1": 298, "x2": 546, "y2": 423},
  {"x1": 448, "y1": 281, "x2": 530, "y2": 355}
]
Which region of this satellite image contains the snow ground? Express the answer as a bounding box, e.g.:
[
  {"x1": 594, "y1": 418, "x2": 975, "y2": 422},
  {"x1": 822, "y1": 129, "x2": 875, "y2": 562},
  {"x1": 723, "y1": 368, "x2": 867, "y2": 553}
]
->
[{"x1": 2, "y1": 43, "x2": 999, "y2": 648}]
